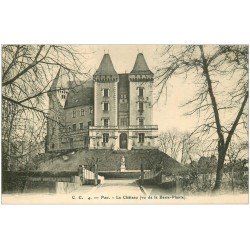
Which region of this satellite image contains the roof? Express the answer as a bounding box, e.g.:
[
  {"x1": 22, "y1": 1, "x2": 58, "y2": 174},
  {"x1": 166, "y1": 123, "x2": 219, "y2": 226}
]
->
[
  {"x1": 50, "y1": 68, "x2": 61, "y2": 90},
  {"x1": 94, "y1": 54, "x2": 118, "y2": 76},
  {"x1": 64, "y1": 80, "x2": 94, "y2": 109},
  {"x1": 130, "y1": 53, "x2": 153, "y2": 75},
  {"x1": 49, "y1": 67, "x2": 71, "y2": 93}
]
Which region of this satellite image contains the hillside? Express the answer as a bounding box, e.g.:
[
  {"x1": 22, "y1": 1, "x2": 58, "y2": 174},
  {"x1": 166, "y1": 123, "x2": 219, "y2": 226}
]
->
[{"x1": 34, "y1": 149, "x2": 185, "y2": 174}]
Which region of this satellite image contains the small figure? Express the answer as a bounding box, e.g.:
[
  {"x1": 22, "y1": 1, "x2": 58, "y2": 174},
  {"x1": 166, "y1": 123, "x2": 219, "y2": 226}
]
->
[{"x1": 120, "y1": 155, "x2": 126, "y2": 172}]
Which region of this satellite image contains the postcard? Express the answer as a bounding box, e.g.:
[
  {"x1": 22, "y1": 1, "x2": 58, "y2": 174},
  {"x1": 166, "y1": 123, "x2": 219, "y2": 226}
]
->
[{"x1": 1, "y1": 45, "x2": 248, "y2": 204}]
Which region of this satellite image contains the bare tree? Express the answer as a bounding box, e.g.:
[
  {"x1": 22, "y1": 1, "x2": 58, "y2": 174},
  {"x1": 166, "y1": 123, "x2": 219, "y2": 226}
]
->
[
  {"x1": 158, "y1": 129, "x2": 201, "y2": 164},
  {"x1": 2, "y1": 45, "x2": 90, "y2": 170},
  {"x1": 155, "y1": 45, "x2": 248, "y2": 191},
  {"x1": 158, "y1": 129, "x2": 182, "y2": 159}
]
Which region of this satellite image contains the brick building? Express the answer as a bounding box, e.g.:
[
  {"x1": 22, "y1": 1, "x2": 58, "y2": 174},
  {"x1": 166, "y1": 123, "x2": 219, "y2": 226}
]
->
[{"x1": 46, "y1": 53, "x2": 158, "y2": 152}]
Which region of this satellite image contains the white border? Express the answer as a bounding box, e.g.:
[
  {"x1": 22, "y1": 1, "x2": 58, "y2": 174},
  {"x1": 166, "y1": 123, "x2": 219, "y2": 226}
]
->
[{"x1": 0, "y1": 1, "x2": 249, "y2": 250}]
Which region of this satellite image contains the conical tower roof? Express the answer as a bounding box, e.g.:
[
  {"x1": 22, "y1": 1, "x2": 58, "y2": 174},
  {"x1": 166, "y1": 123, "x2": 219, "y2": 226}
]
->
[
  {"x1": 50, "y1": 67, "x2": 70, "y2": 90},
  {"x1": 130, "y1": 53, "x2": 153, "y2": 75},
  {"x1": 50, "y1": 68, "x2": 61, "y2": 91},
  {"x1": 94, "y1": 54, "x2": 118, "y2": 77}
]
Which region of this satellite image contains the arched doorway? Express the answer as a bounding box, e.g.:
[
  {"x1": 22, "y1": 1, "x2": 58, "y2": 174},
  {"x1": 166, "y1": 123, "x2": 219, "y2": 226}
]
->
[{"x1": 119, "y1": 133, "x2": 128, "y2": 149}]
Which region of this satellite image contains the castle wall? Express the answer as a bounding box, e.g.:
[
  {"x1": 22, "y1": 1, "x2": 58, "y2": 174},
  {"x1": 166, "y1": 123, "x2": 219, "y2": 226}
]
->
[{"x1": 61, "y1": 105, "x2": 94, "y2": 150}]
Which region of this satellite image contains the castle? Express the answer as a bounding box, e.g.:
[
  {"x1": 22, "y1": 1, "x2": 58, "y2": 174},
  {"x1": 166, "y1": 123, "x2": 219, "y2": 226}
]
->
[{"x1": 46, "y1": 53, "x2": 158, "y2": 152}]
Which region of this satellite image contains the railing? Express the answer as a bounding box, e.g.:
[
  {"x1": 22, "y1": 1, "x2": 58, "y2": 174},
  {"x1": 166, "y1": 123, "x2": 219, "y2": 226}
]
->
[
  {"x1": 89, "y1": 125, "x2": 158, "y2": 130},
  {"x1": 128, "y1": 125, "x2": 158, "y2": 130},
  {"x1": 89, "y1": 126, "x2": 118, "y2": 130}
]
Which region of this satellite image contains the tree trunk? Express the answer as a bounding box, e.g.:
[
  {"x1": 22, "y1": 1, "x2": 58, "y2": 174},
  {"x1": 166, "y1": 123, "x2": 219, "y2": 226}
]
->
[{"x1": 213, "y1": 150, "x2": 226, "y2": 191}]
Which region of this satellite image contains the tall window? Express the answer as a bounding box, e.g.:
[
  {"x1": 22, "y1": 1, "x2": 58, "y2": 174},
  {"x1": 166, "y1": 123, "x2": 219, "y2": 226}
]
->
[
  {"x1": 138, "y1": 88, "x2": 144, "y2": 97},
  {"x1": 120, "y1": 118, "x2": 128, "y2": 126},
  {"x1": 72, "y1": 110, "x2": 76, "y2": 118},
  {"x1": 103, "y1": 89, "x2": 109, "y2": 97},
  {"x1": 72, "y1": 124, "x2": 76, "y2": 131},
  {"x1": 103, "y1": 102, "x2": 109, "y2": 111},
  {"x1": 139, "y1": 118, "x2": 144, "y2": 127},
  {"x1": 120, "y1": 94, "x2": 128, "y2": 103},
  {"x1": 103, "y1": 118, "x2": 109, "y2": 127},
  {"x1": 80, "y1": 123, "x2": 83, "y2": 130},
  {"x1": 138, "y1": 102, "x2": 144, "y2": 112},
  {"x1": 81, "y1": 109, "x2": 85, "y2": 116},
  {"x1": 83, "y1": 136, "x2": 88, "y2": 147},
  {"x1": 69, "y1": 138, "x2": 73, "y2": 148},
  {"x1": 139, "y1": 133, "x2": 145, "y2": 143},
  {"x1": 103, "y1": 133, "x2": 109, "y2": 143}
]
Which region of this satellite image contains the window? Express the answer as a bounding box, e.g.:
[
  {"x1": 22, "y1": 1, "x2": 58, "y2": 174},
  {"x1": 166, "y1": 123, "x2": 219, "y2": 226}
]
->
[
  {"x1": 51, "y1": 143, "x2": 55, "y2": 149},
  {"x1": 103, "y1": 133, "x2": 109, "y2": 143},
  {"x1": 120, "y1": 118, "x2": 128, "y2": 126},
  {"x1": 88, "y1": 121, "x2": 92, "y2": 127},
  {"x1": 81, "y1": 109, "x2": 85, "y2": 116},
  {"x1": 80, "y1": 123, "x2": 83, "y2": 130},
  {"x1": 72, "y1": 124, "x2": 76, "y2": 131},
  {"x1": 72, "y1": 110, "x2": 76, "y2": 118},
  {"x1": 139, "y1": 118, "x2": 144, "y2": 127},
  {"x1": 69, "y1": 138, "x2": 73, "y2": 148},
  {"x1": 139, "y1": 133, "x2": 145, "y2": 143},
  {"x1": 89, "y1": 107, "x2": 93, "y2": 114},
  {"x1": 139, "y1": 88, "x2": 144, "y2": 97},
  {"x1": 83, "y1": 136, "x2": 89, "y2": 147},
  {"x1": 68, "y1": 126, "x2": 71, "y2": 132},
  {"x1": 103, "y1": 89, "x2": 109, "y2": 97},
  {"x1": 103, "y1": 118, "x2": 109, "y2": 127},
  {"x1": 103, "y1": 102, "x2": 109, "y2": 111},
  {"x1": 138, "y1": 102, "x2": 144, "y2": 112}
]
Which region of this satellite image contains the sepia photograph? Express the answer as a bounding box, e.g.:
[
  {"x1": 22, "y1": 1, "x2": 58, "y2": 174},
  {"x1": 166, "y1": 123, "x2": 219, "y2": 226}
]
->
[
  {"x1": 1, "y1": 1, "x2": 250, "y2": 250},
  {"x1": 1, "y1": 44, "x2": 248, "y2": 204}
]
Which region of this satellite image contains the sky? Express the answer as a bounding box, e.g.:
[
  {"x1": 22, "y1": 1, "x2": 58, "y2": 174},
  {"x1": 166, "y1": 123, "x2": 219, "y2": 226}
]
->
[{"x1": 78, "y1": 45, "x2": 198, "y2": 133}]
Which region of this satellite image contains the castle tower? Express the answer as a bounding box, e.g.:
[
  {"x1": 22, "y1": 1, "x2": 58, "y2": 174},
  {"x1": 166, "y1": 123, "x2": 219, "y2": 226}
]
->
[
  {"x1": 47, "y1": 68, "x2": 69, "y2": 151},
  {"x1": 89, "y1": 54, "x2": 119, "y2": 149},
  {"x1": 128, "y1": 53, "x2": 156, "y2": 149}
]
